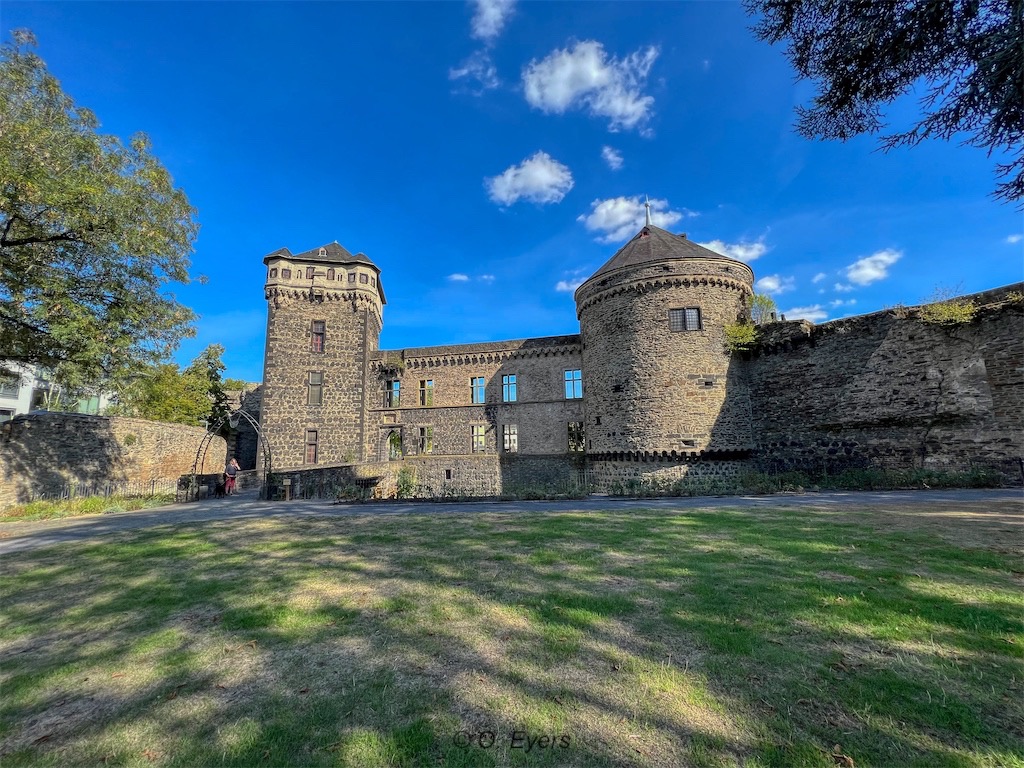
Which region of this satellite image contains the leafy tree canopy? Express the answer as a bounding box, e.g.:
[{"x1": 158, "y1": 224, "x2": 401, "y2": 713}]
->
[
  {"x1": 745, "y1": 0, "x2": 1023, "y2": 204},
  {"x1": 108, "y1": 344, "x2": 229, "y2": 428},
  {"x1": 750, "y1": 293, "x2": 778, "y2": 325},
  {"x1": 0, "y1": 30, "x2": 199, "y2": 391}
]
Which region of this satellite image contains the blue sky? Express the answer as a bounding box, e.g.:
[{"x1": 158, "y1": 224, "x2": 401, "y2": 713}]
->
[{"x1": 6, "y1": 1, "x2": 1022, "y2": 383}]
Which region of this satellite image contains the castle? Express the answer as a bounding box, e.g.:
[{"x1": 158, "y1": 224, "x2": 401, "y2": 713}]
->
[{"x1": 259, "y1": 214, "x2": 1022, "y2": 495}]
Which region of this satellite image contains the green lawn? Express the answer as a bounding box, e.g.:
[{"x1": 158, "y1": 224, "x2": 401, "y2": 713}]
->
[{"x1": 1, "y1": 503, "x2": 1021, "y2": 767}]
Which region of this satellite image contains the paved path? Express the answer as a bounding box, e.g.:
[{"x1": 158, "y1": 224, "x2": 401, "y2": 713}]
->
[{"x1": 0, "y1": 488, "x2": 1020, "y2": 556}]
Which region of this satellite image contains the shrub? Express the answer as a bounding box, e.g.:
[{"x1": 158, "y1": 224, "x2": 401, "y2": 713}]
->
[
  {"x1": 723, "y1": 322, "x2": 758, "y2": 352},
  {"x1": 395, "y1": 466, "x2": 417, "y2": 499},
  {"x1": 919, "y1": 297, "x2": 977, "y2": 325}
]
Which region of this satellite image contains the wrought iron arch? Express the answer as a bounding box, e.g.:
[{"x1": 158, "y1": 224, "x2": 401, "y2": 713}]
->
[{"x1": 186, "y1": 408, "x2": 273, "y2": 500}]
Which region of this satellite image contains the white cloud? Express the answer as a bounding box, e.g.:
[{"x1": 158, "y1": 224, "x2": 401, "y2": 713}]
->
[
  {"x1": 811, "y1": 272, "x2": 827, "y2": 284},
  {"x1": 486, "y1": 151, "x2": 574, "y2": 206},
  {"x1": 601, "y1": 145, "x2": 623, "y2": 170},
  {"x1": 834, "y1": 282, "x2": 855, "y2": 292},
  {"x1": 448, "y1": 273, "x2": 470, "y2": 282},
  {"x1": 1006, "y1": 234, "x2": 1023, "y2": 244},
  {"x1": 555, "y1": 278, "x2": 585, "y2": 293},
  {"x1": 478, "y1": 274, "x2": 495, "y2": 283},
  {"x1": 522, "y1": 40, "x2": 659, "y2": 132},
  {"x1": 755, "y1": 274, "x2": 795, "y2": 295},
  {"x1": 698, "y1": 238, "x2": 768, "y2": 263},
  {"x1": 470, "y1": 0, "x2": 515, "y2": 41},
  {"x1": 830, "y1": 298, "x2": 857, "y2": 308},
  {"x1": 577, "y1": 195, "x2": 691, "y2": 243},
  {"x1": 449, "y1": 50, "x2": 500, "y2": 92},
  {"x1": 784, "y1": 304, "x2": 829, "y2": 323},
  {"x1": 844, "y1": 248, "x2": 902, "y2": 286}
]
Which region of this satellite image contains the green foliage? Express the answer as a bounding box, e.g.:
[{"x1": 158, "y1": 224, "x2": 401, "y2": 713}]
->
[
  {"x1": 0, "y1": 492, "x2": 175, "y2": 521},
  {"x1": 750, "y1": 293, "x2": 777, "y2": 325},
  {"x1": 0, "y1": 30, "x2": 199, "y2": 393},
  {"x1": 107, "y1": 344, "x2": 228, "y2": 427},
  {"x1": 723, "y1": 321, "x2": 758, "y2": 353},
  {"x1": 918, "y1": 286, "x2": 978, "y2": 326},
  {"x1": 395, "y1": 466, "x2": 416, "y2": 499},
  {"x1": 746, "y1": 0, "x2": 1023, "y2": 204},
  {"x1": 222, "y1": 378, "x2": 249, "y2": 391}
]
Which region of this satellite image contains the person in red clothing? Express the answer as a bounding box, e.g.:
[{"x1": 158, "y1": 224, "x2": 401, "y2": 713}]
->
[{"x1": 225, "y1": 457, "x2": 240, "y2": 495}]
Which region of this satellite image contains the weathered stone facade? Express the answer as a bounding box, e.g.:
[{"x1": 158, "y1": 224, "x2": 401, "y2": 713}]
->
[
  {"x1": 259, "y1": 225, "x2": 1023, "y2": 496},
  {"x1": 0, "y1": 413, "x2": 224, "y2": 507}
]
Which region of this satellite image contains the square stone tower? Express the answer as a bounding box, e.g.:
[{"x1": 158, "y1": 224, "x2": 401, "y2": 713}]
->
[{"x1": 261, "y1": 243, "x2": 385, "y2": 468}]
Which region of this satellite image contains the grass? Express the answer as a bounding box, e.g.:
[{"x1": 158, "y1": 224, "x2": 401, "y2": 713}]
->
[
  {"x1": 0, "y1": 500, "x2": 1021, "y2": 767},
  {"x1": 0, "y1": 493, "x2": 177, "y2": 523}
]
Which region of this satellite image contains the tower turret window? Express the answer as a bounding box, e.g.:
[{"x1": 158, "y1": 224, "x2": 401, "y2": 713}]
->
[
  {"x1": 669, "y1": 307, "x2": 702, "y2": 331},
  {"x1": 310, "y1": 320, "x2": 326, "y2": 353},
  {"x1": 307, "y1": 372, "x2": 323, "y2": 406},
  {"x1": 269, "y1": 268, "x2": 278, "y2": 278},
  {"x1": 282, "y1": 268, "x2": 292, "y2": 279},
  {"x1": 360, "y1": 274, "x2": 369, "y2": 284}
]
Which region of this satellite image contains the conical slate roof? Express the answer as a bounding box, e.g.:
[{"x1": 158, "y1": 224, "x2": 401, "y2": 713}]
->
[
  {"x1": 262, "y1": 242, "x2": 378, "y2": 268},
  {"x1": 589, "y1": 225, "x2": 731, "y2": 280}
]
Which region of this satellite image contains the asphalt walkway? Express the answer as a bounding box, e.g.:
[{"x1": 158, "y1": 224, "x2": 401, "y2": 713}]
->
[{"x1": 0, "y1": 487, "x2": 1020, "y2": 556}]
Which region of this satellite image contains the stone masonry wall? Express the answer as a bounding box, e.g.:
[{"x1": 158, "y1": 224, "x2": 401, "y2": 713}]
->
[
  {"x1": 0, "y1": 413, "x2": 225, "y2": 507},
  {"x1": 267, "y1": 453, "x2": 584, "y2": 500},
  {"x1": 746, "y1": 286, "x2": 1024, "y2": 481},
  {"x1": 261, "y1": 291, "x2": 379, "y2": 468},
  {"x1": 365, "y1": 336, "x2": 585, "y2": 463}
]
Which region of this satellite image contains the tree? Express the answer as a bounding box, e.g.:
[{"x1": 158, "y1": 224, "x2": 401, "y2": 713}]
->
[
  {"x1": 745, "y1": 0, "x2": 1023, "y2": 204},
  {"x1": 0, "y1": 30, "x2": 199, "y2": 392},
  {"x1": 108, "y1": 345, "x2": 229, "y2": 428},
  {"x1": 750, "y1": 293, "x2": 778, "y2": 325}
]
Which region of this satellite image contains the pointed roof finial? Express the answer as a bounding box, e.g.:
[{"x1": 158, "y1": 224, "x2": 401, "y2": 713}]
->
[{"x1": 644, "y1": 194, "x2": 652, "y2": 227}]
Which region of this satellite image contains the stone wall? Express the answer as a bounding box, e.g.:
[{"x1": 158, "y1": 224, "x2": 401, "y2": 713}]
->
[
  {"x1": 364, "y1": 336, "x2": 585, "y2": 464},
  {"x1": 746, "y1": 286, "x2": 1024, "y2": 481},
  {"x1": 0, "y1": 413, "x2": 225, "y2": 507},
  {"x1": 266, "y1": 453, "x2": 585, "y2": 500}
]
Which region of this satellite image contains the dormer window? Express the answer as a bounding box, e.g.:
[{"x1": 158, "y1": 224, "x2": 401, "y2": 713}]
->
[{"x1": 318, "y1": 247, "x2": 327, "y2": 256}]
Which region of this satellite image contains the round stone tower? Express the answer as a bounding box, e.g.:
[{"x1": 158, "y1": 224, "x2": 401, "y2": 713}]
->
[
  {"x1": 574, "y1": 221, "x2": 755, "y2": 489},
  {"x1": 261, "y1": 242, "x2": 385, "y2": 468}
]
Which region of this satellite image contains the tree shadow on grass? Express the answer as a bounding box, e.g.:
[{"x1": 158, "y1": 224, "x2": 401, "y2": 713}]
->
[{"x1": 0, "y1": 506, "x2": 1021, "y2": 767}]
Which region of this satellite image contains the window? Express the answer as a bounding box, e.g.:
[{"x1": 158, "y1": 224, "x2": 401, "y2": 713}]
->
[
  {"x1": 310, "y1": 320, "x2": 325, "y2": 353},
  {"x1": 0, "y1": 408, "x2": 13, "y2": 422},
  {"x1": 564, "y1": 369, "x2": 583, "y2": 399},
  {"x1": 327, "y1": 268, "x2": 335, "y2": 280},
  {"x1": 419, "y1": 426, "x2": 433, "y2": 454},
  {"x1": 0, "y1": 375, "x2": 19, "y2": 398},
  {"x1": 307, "y1": 371, "x2": 323, "y2": 405},
  {"x1": 306, "y1": 266, "x2": 315, "y2": 280},
  {"x1": 471, "y1": 425, "x2": 486, "y2": 453},
  {"x1": 371, "y1": 277, "x2": 376, "y2": 286},
  {"x1": 269, "y1": 267, "x2": 278, "y2": 278},
  {"x1": 419, "y1": 379, "x2": 434, "y2": 406},
  {"x1": 669, "y1": 307, "x2": 702, "y2": 331},
  {"x1": 383, "y1": 380, "x2": 400, "y2": 408},
  {"x1": 503, "y1": 424, "x2": 518, "y2": 453},
  {"x1": 360, "y1": 273, "x2": 369, "y2": 284},
  {"x1": 348, "y1": 272, "x2": 356, "y2": 283},
  {"x1": 568, "y1": 421, "x2": 585, "y2": 452},
  {"x1": 304, "y1": 430, "x2": 318, "y2": 464},
  {"x1": 282, "y1": 268, "x2": 292, "y2": 279},
  {"x1": 470, "y1": 376, "x2": 485, "y2": 404},
  {"x1": 502, "y1": 374, "x2": 517, "y2": 402}
]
